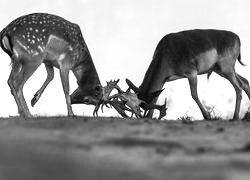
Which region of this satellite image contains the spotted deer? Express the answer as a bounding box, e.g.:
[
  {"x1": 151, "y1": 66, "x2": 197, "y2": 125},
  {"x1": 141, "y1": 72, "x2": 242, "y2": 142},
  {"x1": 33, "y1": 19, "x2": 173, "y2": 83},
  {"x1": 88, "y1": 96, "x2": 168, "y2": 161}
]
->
[
  {"x1": 0, "y1": 13, "x2": 102, "y2": 117},
  {"x1": 127, "y1": 29, "x2": 250, "y2": 120}
]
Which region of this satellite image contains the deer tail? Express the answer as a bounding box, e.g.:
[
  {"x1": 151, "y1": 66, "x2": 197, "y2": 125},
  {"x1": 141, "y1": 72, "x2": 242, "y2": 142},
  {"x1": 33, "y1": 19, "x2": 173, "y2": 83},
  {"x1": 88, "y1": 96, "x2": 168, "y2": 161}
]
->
[
  {"x1": 207, "y1": 71, "x2": 212, "y2": 80},
  {"x1": 237, "y1": 52, "x2": 245, "y2": 66},
  {"x1": 0, "y1": 27, "x2": 13, "y2": 57}
]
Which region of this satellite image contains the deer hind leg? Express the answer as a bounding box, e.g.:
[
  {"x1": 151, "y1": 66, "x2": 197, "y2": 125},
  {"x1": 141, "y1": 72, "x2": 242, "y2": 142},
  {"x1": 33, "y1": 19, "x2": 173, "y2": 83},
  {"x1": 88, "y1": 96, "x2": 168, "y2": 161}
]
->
[
  {"x1": 216, "y1": 70, "x2": 242, "y2": 120},
  {"x1": 59, "y1": 68, "x2": 74, "y2": 116},
  {"x1": 31, "y1": 64, "x2": 54, "y2": 107},
  {"x1": 188, "y1": 71, "x2": 211, "y2": 120},
  {"x1": 8, "y1": 60, "x2": 23, "y2": 115},
  {"x1": 225, "y1": 73, "x2": 242, "y2": 120},
  {"x1": 14, "y1": 61, "x2": 41, "y2": 117},
  {"x1": 236, "y1": 73, "x2": 250, "y2": 100}
]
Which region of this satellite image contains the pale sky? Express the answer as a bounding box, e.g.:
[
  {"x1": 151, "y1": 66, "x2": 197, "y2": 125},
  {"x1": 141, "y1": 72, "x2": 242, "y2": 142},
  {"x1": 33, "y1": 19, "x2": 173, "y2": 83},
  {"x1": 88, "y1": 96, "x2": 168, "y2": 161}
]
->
[{"x1": 0, "y1": 0, "x2": 250, "y2": 119}]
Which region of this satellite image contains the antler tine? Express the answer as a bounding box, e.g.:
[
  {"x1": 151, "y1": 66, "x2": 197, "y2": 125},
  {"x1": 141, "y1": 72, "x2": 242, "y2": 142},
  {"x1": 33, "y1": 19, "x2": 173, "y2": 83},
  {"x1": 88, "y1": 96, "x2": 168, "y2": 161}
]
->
[
  {"x1": 101, "y1": 103, "x2": 111, "y2": 113},
  {"x1": 108, "y1": 100, "x2": 129, "y2": 118},
  {"x1": 141, "y1": 98, "x2": 167, "y2": 119},
  {"x1": 158, "y1": 98, "x2": 168, "y2": 119},
  {"x1": 119, "y1": 101, "x2": 141, "y2": 118},
  {"x1": 106, "y1": 79, "x2": 120, "y2": 86},
  {"x1": 112, "y1": 83, "x2": 123, "y2": 93},
  {"x1": 94, "y1": 79, "x2": 122, "y2": 116},
  {"x1": 164, "y1": 98, "x2": 167, "y2": 106},
  {"x1": 93, "y1": 103, "x2": 100, "y2": 117},
  {"x1": 102, "y1": 79, "x2": 121, "y2": 101},
  {"x1": 115, "y1": 79, "x2": 120, "y2": 83},
  {"x1": 132, "y1": 108, "x2": 142, "y2": 118},
  {"x1": 107, "y1": 93, "x2": 119, "y2": 101}
]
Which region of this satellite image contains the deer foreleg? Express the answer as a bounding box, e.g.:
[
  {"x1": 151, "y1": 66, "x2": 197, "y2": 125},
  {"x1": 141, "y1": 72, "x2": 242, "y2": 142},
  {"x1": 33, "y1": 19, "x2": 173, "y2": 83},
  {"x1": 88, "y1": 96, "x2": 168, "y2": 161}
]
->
[
  {"x1": 15, "y1": 62, "x2": 40, "y2": 117},
  {"x1": 31, "y1": 64, "x2": 54, "y2": 107},
  {"x1": 60, "y1": 68, "x2": 74, "y2": 116},
  {"x1": 188, "y1": 72, "x2": 210, "y2": 120},
  {"x1": 8, "y1": 61, "x2": 23, "y2": 115}
]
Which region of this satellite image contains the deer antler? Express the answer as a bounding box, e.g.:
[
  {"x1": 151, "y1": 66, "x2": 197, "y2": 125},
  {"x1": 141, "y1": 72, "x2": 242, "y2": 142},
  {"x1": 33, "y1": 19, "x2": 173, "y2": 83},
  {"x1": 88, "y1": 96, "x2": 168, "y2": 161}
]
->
[
  {"x1": 106, "y1": 87, "x2": 144, "y2": 118},
  {"x1": 108, "y1": 100, "x2": 130, "y2": 118},
  {"x1": 103, "y1": 79, "x2": 120, "y2": 101},
  {"x1": 94, "y1": 79, "x2": 167, "y2": 119},
  {"x1": 93, "y1": 79, "x2": 120, "y2": 116},
  {"x1": 142, "y1": 98, "x2": 167, "y2": 119}
]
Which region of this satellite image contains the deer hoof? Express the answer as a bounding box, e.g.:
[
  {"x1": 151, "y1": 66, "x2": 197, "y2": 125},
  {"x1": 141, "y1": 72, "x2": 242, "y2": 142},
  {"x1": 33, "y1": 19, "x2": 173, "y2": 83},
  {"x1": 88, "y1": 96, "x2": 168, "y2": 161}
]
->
[
  {"x1": 19, "y1": 111, "x2": 32, "y2": 118},
  {"x1": 31, "y1": 93, "x2": 40, "y2": 107},
  {"x1": 68, "y1": 111, "x2": 75, "y2": 117},
  {"x1": 229, "y1": 117, "x2": 239, "y2": 122}
]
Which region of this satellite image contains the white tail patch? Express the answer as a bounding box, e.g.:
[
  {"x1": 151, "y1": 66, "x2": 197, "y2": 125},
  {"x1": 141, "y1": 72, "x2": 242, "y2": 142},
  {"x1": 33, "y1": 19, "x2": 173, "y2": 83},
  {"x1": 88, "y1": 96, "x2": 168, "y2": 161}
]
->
[{"x1": 2, "y1": 36, "x2": 11, "y2": 51}]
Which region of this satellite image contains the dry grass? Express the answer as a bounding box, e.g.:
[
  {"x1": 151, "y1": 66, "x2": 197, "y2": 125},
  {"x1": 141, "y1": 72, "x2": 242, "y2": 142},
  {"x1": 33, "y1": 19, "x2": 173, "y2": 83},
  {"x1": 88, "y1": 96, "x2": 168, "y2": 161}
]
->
[{"x1": 242, "y1": 107, "x2": 250, "y2": 121}]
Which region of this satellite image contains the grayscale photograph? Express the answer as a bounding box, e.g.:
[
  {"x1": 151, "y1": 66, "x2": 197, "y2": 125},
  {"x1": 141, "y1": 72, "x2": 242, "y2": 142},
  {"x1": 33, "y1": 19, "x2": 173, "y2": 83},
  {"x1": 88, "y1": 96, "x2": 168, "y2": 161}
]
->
[{"x1": 0, "y1": 0, "x2": 249, "y2": 179}]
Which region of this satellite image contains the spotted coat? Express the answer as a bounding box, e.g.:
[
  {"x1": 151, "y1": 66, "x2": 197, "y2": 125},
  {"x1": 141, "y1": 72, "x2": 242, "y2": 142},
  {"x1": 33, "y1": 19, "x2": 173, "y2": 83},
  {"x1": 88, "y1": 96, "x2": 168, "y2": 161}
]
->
[
  {"x1": 0, "y1": 13, "x2": 89, "y2": 68},
  {"x1": 0, "y1": 13, "x2": 102, "y2": 117}
]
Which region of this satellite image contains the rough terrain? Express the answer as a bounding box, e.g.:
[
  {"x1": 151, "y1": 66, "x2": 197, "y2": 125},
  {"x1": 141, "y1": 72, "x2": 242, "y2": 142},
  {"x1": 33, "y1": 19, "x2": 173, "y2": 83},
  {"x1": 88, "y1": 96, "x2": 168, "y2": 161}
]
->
[{"x1": 0, "y1": 116, "x2": 250, "y2": 180}]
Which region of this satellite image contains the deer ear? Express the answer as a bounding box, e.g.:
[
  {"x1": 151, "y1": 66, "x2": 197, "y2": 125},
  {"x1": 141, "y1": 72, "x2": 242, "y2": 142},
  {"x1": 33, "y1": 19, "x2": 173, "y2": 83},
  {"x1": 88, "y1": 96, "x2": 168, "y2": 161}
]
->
[
  {"x1": 126, "y1": 78, "x2": 139, "y2": 93},
  {"x1": 149, "y1": 89, "x2": 164, "y2": 99}
]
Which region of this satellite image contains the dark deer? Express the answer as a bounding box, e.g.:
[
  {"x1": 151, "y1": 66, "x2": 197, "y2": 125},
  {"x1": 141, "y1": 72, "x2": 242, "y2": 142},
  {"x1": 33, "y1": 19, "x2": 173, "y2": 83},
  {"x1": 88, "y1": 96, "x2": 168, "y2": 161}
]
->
[
  {"x1": 127, "y1": 29, "x2": 250, "y2": 120},
  {"x1": 0, "y1": 13, "x2": 102, "y2": 117}
]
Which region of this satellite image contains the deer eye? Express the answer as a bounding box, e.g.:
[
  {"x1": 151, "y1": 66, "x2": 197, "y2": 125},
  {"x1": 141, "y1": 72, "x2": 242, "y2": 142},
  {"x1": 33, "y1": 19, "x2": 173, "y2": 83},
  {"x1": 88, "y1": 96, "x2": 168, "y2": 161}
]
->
[
  {"x1": 95, "y1": 85, "x2": 101, "y2": 91},
  {"x1": 94, "y1": 85, "x2": 102, "y2": 96}
]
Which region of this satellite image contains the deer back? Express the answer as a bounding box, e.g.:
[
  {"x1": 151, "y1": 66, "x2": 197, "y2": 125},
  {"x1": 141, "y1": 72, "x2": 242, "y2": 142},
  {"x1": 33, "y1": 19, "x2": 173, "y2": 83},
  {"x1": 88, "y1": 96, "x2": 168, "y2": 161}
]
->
[{"x1": 0, "y1": 13, "x2": 89, "y2": 66}]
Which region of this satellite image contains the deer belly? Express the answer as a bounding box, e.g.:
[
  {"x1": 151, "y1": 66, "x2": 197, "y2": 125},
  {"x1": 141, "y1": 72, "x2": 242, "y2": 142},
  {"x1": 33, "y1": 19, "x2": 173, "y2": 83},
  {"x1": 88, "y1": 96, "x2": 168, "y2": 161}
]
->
[{"x1": 196, "y1": 49, "x2": 218, "y2": 74}]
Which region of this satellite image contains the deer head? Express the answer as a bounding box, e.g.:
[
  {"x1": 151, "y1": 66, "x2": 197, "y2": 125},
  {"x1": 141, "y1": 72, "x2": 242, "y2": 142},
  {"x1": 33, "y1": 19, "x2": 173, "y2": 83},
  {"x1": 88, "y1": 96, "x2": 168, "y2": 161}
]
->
[
  {"x1": 71, "y1": 54, "x2": 103, "y2": 106},
  {"x1": 126, "y1": 78, "x2": 164, "y2": 105}
]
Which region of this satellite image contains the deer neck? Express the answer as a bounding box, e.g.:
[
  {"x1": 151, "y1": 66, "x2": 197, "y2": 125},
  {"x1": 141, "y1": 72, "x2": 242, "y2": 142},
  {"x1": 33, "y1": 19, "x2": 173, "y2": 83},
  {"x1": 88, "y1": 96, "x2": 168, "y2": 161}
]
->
[
  {"x1": 139, "y1": 57, "x2": 165, "y2": 101},
  {"x1": 73, "y1": 52, "x2": 101, "y2": 88}
]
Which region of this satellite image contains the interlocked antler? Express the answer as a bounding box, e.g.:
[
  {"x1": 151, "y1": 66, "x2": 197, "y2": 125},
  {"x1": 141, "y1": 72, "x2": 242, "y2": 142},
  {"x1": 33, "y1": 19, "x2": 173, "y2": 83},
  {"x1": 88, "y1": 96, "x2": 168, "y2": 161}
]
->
[
  {"x1": 94, "y1": 79, "x2": 167, "y2": 119},
  {"x1": 108, "y1": 89, "x2": 143, "y2": 118},
  {"x1": 93, "y1": 79, "x2": 120, "y2": 116}
]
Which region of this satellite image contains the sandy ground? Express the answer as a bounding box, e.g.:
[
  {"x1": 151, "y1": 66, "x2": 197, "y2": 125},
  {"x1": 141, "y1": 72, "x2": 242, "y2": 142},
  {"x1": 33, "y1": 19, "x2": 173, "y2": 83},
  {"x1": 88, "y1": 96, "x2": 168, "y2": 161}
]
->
[{"x1": 0, "y1": 116, "x2": 250, "y2": 180}]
